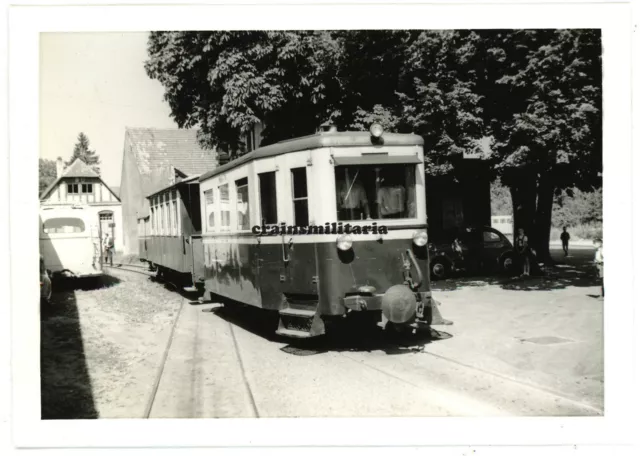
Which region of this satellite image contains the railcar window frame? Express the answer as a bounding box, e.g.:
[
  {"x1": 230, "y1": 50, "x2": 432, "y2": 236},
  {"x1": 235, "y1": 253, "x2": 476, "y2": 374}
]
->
[
  {"x1": 235, "y1": 177, "x2": 251, "y2": 232},
  {"x1": 219, "y1": 183, "x2": 231, "y2": 232},
  {"x1": 291, "y1": 167, "x2": 309, "y2": 227},
  {"x1": 258, "y1": 171, "x2": 278, "y2": 226},
  {"x1": 204, "y1": 188, "x2": 215, "y2": 233}
]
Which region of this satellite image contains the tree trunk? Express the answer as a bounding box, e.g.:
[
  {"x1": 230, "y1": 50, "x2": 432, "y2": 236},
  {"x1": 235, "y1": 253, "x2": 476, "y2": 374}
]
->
[
  {"x1": 534, "y1": 173, "x2": 555, "y2": 265},
  {"x1": 508, "y1": 173, "x2": 537, "y2": 240}
]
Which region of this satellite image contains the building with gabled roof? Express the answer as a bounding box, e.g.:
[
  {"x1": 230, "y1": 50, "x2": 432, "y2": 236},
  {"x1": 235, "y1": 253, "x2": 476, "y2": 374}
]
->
[
  {"x1": 119, "y1": 127, "x2": 218, "y2": 255},
  {"x1": 40, "y1": 156, "x2": 124, "y2": 252}
]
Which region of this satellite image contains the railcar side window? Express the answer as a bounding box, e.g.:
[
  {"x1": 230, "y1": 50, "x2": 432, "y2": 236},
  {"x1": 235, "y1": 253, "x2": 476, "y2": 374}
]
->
[
  {"x1": 172, "y1": 200, "x2": 178, "y2": 235},
  {"x1": 236, "y1": 178, "x2": 250, "y2": 231},
  {"x1": 165, "y1": 199, "x2": 175, "y2": 236},
  {"x1": 204, "y1": 189, "x2": 215, "y2": 232},
  {"x1": 43, "y1": 217, "x2": 85, "y2": 234},
  {"x1": 160, "y1": 200, "x2": 165, "y2": 234},
  {"x1": 259, "y1": 172, "x2": 278, "y2": 225},
  {"x1": 291, "y1": 168, "x2": 309, "y2": 226},
  {"x1": 335, "y1": 164, "x2": 417, "y2": 221},
  {"x1": 219, "y1": 184, "x2": 230, "y2": 231}
]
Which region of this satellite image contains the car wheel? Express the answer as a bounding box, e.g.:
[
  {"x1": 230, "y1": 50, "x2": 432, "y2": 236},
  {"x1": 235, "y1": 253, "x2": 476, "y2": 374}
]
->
[
  {"x1": 501, "y1": 253, "x2": 515, "y2": 273},
  {"x1": 430, "y1": 258, "x2": 451, "y2": 280}
]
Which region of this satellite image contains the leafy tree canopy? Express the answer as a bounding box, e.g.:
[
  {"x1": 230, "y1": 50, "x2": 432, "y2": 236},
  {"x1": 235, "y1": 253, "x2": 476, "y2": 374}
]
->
[
  {"x1": 39, "y1": 158, "x2": 57, "y2": 196},
  {"x1": 146, "y1": 30, "x2": 602, "y2": 261}
]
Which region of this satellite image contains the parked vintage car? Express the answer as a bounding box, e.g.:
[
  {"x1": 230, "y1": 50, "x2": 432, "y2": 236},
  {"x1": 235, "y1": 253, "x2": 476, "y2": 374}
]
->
[
  {"x1": 40, "y1": 254, "x2": 52, "y2": 305},
  {"x1": 428, "y1": 226, "x2": 515, "y2": 280}
]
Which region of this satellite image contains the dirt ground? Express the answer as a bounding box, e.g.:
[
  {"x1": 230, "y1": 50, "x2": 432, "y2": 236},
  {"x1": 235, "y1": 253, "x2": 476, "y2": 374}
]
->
[
  {"x1": 40, "y1": 247, "x2": 603, "y2": 418},
  {"x1": 40, "y1": 271, "x2": 184, "y2": 419}
]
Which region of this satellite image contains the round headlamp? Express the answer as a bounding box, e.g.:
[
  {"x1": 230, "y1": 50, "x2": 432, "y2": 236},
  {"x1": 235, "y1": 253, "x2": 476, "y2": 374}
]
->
[
  {"x1": 412, "y1": 231, "x2": 428, "y2": 247},
  {"x1": 369, "y1": 123, "x2": 384, "y2": 138},
  {"x1": 336, "y1": 234, "x2": 353, "y2": 251}
]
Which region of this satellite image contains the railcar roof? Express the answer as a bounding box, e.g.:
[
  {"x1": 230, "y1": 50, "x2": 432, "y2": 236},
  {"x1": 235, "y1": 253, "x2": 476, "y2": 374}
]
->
[
  {"x1": 146, "y1": 175, "x2": 201, "y2": 199},
  {"x1": 199, "y1": 131, "x2": 424, "y2": 182}
]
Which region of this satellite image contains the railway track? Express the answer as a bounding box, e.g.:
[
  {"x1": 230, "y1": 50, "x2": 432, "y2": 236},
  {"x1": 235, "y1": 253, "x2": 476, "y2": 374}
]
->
[{"x1": 104, "y1": 264, "x2": 602, "y2": 417}]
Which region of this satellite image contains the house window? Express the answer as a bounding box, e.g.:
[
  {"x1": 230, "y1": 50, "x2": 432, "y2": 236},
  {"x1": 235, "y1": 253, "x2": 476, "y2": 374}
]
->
[
  {"x1": 219, "y1": 184, "x2": 230, "y2": 231},
  {"x1": 204, "y1": 189, "x2": 215, "y2": 232},
  {"x1": 259, "y1": 171, "x2": 278, "y2": 225},
  {"x1": 236, "y1": 178, "x2": 250, "y2": 231},
  {"x1": 99, "y1": 212, "x2": 113, "y2": 221},
  {"x1": 67, "y1": 183, "x2": 79, "y2": 194},
  {"x1": 81, "y1": 183, "x2": 93, "y2": 194},
  {"x1": 291, "y1": 168, "x2": 309, "y2": 226}
]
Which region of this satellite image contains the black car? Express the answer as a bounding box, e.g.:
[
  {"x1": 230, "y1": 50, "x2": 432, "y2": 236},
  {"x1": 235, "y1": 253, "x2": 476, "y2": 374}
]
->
[{"x1": 428, "y1": 226, "x2": 515, "y2": 280}]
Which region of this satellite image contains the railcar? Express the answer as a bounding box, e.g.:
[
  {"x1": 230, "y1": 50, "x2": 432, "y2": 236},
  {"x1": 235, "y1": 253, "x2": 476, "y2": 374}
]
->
[
  {"x1": 138, "y1": 175, "x2": 206, "y2": 292},
  {"x1": 39, "y1": 205, "x2": 103, "y2": 279},
  {"x1": 198, "y1": 124, "x2": 450, "y2": 338}
]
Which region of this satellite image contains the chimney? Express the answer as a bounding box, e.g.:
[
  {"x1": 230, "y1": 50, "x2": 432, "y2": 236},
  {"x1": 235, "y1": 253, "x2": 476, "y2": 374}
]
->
[{"x1": 56, "y1": 157, "x2": 64, "y2": 178}]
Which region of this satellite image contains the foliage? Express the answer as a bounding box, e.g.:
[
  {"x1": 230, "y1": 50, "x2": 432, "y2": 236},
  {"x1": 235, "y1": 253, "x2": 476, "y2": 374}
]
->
[
  {"x1": 146, "y1": 30, "x2": 602, "y2": 260},
  {"x1": 490, "y1": 180, "x2": 513, "y2": 216},
  {"x1": 39, "y1": 158, "x2": 57, "y2": 196},
  {"x1": 68, "y1": 132, "x2": 101, "y2": 174},
  {"x1": 552, "y1": 187, "x2": 602, "y2": 228},
  {"x1": 491, "y1": 180, "x2": 602, "y2": 232}
]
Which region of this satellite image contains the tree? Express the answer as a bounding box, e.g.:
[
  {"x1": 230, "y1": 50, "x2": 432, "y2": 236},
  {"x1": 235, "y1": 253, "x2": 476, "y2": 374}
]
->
[
  {"x1": 39, "y1": 158, "x2": 57, "y2": 196},
  {"x1": 68, "y1": 132, "x2": 100, "y2": 174},
  {"x1": 488, "y1": 30, "x2": 602, "y2": 262},
  {"x1": 145, "y1": 31, "x2": 602, "y2": 262}
]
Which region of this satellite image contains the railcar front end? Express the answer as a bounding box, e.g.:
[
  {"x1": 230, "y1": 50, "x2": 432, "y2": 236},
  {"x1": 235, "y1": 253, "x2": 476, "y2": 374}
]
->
[{"x1": 198, "y1": 124, "x2": 451, "y2": 338}]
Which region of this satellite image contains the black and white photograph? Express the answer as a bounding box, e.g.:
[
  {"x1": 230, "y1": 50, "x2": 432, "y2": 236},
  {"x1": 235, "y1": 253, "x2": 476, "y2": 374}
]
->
[{"x1": 5, "y1": 0, "x2": 638, "y2": 453}]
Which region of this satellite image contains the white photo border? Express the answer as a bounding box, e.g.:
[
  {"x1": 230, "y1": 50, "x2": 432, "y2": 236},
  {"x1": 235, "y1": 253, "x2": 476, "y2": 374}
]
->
[{"x1": 7, "y1": 0, "x2": 635, "y2": 450}]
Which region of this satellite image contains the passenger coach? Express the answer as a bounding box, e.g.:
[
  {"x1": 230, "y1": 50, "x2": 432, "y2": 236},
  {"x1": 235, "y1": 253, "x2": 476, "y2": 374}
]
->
[{"x1": 198, "y1": 124, "x2": 450, "y2": 338}]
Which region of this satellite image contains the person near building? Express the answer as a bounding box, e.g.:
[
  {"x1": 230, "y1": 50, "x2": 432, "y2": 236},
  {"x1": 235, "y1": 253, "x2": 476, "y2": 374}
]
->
[
  {"x1": 104, "y1": 233, "x2": 115, "y2": 267},
  {"x1": 560, "y1": 226, "x2": 571, "y2": 256}
]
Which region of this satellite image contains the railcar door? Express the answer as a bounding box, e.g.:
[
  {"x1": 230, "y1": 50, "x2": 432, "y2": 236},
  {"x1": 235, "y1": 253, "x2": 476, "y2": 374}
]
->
[{"x1": 281, "y1": 167, "x2": 318, "y2": 298}]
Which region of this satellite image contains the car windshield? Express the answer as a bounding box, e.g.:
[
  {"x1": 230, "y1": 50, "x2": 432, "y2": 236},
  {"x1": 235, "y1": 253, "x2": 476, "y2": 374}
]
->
[
  {"x1": 335, "y1": 163, "x2": 417, "y2": 221},
  {"x1": 43, "y1": 217, "x2": 85, "y2": 234}
]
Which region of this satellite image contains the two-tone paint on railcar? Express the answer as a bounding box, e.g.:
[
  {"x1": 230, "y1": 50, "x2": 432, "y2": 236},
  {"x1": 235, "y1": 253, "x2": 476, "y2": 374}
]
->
[
  {"x1": 138, "y1": 175, "x2": 206, "y2": 291},
  {"x1": 198, "y1": 124, "x2": 450, "y2": 338}
]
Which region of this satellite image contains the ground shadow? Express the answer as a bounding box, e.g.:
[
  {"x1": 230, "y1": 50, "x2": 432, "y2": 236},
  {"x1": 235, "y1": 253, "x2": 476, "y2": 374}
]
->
[
  {"x1": 204, "y1": 296, "x2": 452, "y2": 357},
  {"x1": 40, "y1": 287, "x2": 101, "y2": 419},
  {"x1": 431, "y1": 249, "x2": 599, "y2": 292}
]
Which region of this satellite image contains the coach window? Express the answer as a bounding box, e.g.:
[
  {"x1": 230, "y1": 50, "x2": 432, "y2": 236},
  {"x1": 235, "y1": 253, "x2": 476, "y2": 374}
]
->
[
  {"x1": 291, "y1": 168, "x2": 309, "y2": 226},
  {"x1": 219, "y1": 184, "x2": 230, "y2": 231},
  {"x1": 172, "y1": 199, "x2": 178, "y2": 235},
  {"x1": 167, "y1": 195, "x2": 174, "y2": 236},
  {"x1": 204, "y1": 189, "x2": 215, "y2": 232},
  {"x1": 236, "y1": 178, "x2": 250, "y2": 231},
  {"x1": 150, "y1": 206, "x2": 155, "y2": 235},
  {"x1": 165, "y1": 198, "x2": 170, "y2": 236},
  {"x1": 259, "y1": 172, "x2": 278, "y2": 226}
]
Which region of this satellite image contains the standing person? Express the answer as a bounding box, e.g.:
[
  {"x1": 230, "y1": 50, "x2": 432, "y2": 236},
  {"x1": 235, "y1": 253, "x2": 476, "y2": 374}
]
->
[
  {"x1": 102, "y1": 234, "x2": 109, "y2": 263},
  {"x1": 594, "y1": 237, "x2": 604, "y2": 297},
  {"x1": 514, "y1": 228, "x2": 531, "y2": 277},
  {"x1": 560, "y1": 226, "x2": 571, "y2": 257},
  {"x1": 105, "y1": 232, "x2": 115, "y2": 267}
]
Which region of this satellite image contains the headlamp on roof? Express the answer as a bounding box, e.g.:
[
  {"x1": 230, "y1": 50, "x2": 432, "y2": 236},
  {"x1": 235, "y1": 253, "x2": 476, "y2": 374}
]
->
[{"x1": 369, "y1": 123, "x2": 384, "y2": 138}]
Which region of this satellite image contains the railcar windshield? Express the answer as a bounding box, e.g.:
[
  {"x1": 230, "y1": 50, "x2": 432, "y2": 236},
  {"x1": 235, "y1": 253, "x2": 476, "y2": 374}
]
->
[
  {"x1": 335, "y1": 164, "x2": 417, "y2": 221},
  {"x1": 42, "y1": 217, "x2": 86, "y2": 234}
]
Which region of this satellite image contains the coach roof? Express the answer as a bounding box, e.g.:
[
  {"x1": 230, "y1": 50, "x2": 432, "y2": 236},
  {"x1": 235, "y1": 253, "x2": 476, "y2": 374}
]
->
[{"x1": 199, "y1": 130, "x2": 424, "y2": 182}]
